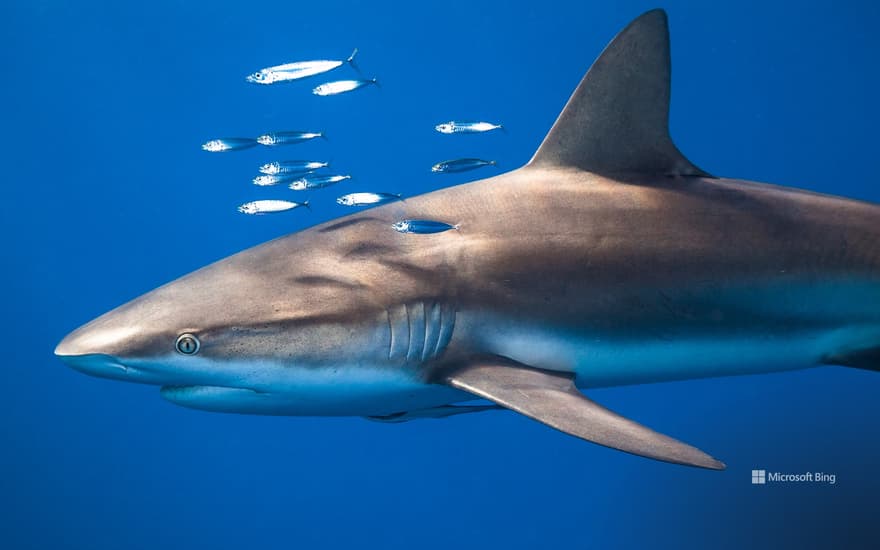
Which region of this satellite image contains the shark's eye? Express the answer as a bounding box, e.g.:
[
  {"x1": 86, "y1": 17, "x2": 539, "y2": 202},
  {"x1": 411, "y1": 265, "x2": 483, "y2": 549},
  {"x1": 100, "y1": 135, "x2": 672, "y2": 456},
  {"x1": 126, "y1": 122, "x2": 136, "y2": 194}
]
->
[{"x1": 175, "y1": 333, "x2": 200, "y2": 355}]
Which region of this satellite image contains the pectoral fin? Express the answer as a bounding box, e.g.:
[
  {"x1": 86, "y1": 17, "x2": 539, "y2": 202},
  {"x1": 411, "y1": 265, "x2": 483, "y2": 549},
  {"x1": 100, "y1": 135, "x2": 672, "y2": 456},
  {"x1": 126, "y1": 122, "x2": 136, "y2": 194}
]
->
[{"x1": 442, "y1": 359, "x2": 725, "y2": 470}]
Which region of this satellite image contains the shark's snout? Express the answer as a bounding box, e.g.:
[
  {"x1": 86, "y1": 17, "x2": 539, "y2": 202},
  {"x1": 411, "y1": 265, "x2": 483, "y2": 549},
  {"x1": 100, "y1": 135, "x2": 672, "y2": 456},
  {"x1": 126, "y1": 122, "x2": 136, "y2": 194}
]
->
[
  {"x1": 55, "y1": 321, "x2": 140, "y2": 358},
  {"x1": 55, "y1": 319, "x2": 143, "y2": 381},
  {"x1": 54, "y1": 328, "x2": 87, "y2": 358}
]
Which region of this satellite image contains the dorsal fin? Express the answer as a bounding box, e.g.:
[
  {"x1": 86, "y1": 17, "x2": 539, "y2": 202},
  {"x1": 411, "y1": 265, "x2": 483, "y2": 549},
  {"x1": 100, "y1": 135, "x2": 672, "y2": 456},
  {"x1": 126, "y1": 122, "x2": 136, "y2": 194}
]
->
[{"x1": 528, "y1": 9, "x2": 710, "y2": 177}]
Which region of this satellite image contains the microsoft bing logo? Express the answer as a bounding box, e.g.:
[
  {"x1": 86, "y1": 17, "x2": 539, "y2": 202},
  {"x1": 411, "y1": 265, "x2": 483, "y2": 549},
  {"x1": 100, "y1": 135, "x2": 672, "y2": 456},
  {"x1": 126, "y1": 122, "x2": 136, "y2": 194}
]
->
[{"x1": 750, "y1": 468, "x2": 836, "y2": 485}]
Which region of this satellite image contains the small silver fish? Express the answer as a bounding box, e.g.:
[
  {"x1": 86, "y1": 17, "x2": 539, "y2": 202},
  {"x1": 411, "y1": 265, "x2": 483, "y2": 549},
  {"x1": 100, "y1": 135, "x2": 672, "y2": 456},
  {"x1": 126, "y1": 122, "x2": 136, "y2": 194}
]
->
[
  {"x1": 434, "y1": 121, "x2": 503, "y2": 134},
  {"x1": 259, "y1": 160, "x2": 329, "y2": 175},
  {"x1": 312, "y1": 78, "x2": 378, "y2": 96},
  {"x1": 391, "y1": 219, "x2": 459, "y2": 234},
  {"x1": 252, "y1": 174, "x2": 295, "y2": 187},
  {"x1": 289, "y1": 174, "x2": 351, "y2": 191},
  {"x1": 431, "y1": 158, "x2": 498, "y2": 173},
  {"x1": 201, "y1": 138, "x2": 258, "y2": 152},
  {"x1": 237, "y1": 200, "x2": 309, "y2": 215},
  {"x1": 246, "y1": 49, "x2": 358, "y2": 85},
  {"x1": 336, "y1": 192, "x2": 402, "y2": 206},
  {"x1": 256, "y1": 131, "x2": 324, "y2": 146}
]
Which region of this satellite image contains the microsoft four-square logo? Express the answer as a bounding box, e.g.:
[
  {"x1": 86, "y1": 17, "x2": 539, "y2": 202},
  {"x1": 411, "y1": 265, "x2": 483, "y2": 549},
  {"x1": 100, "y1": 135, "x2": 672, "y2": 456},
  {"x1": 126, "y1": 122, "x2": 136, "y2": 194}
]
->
[{"x1": 752, "y1": 469, "x2": 766, "y2": 484}]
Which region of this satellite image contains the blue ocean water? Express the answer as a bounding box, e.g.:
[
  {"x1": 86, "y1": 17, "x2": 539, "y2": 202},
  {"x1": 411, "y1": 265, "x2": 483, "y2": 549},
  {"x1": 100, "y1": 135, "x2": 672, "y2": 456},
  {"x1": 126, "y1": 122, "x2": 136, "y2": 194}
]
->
[{"x1": 3, "y1": 0, "x2": 879, "y2": 548}]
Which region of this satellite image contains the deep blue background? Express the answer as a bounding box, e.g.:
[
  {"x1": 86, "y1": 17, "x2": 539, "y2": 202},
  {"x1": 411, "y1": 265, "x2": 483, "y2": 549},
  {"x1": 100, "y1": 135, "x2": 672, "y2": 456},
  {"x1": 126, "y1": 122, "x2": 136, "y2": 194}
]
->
[{"x1": 3, "y1": 1, "x2": 879, "y2": 548}]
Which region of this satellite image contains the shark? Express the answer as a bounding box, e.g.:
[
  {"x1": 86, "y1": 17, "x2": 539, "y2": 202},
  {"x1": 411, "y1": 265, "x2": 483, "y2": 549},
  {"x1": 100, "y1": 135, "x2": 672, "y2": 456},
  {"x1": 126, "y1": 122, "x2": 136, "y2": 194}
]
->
[{"x1": 55, "y1": 9, "x2": 880, "y2": 470}]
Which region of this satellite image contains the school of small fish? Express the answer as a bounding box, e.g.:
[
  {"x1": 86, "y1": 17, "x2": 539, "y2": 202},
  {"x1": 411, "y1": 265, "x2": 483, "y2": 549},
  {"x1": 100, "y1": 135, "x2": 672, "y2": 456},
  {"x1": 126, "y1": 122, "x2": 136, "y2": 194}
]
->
[{"x1": 200, "y1": 49, "x2": 503, "y2": 231}]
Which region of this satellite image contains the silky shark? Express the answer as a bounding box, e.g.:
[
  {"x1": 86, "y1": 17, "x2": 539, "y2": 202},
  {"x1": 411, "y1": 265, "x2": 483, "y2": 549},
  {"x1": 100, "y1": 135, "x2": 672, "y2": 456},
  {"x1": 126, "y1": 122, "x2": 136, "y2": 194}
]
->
[{"x1": 55, "y1": 10, "x2": 880, "y2": 470}]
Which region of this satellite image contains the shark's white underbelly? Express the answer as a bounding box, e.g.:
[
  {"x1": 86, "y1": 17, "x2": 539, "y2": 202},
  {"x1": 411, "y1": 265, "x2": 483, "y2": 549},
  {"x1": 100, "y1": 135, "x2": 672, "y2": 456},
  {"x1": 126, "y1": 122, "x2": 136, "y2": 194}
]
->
[
  {"x1": 468, "y1": 318, "x2": 880, "y2": 389},
  {"x1": 481, "y1": 325, "x2": 824, "y2": 387}
]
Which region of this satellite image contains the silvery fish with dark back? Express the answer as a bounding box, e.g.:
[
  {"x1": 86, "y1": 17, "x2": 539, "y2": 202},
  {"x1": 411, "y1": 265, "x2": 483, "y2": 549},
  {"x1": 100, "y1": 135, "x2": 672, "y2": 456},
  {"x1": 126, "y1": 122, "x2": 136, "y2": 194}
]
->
[
  {"x1": 256, "y1": 131, "x2": 324, "y2": 146},
  {"x1": 391, "y1": 219, "x2": 459, "y2": 234},
  {"x1": 434, "y1": 121, "x2": 503, "y2": 134},
  {"x1": 312, "y1": 78, "x2": 378, "y2": 96},
  {"x1": 336, "y1": 192, "x2": 402, "y2": 206},
  {"x1": 246, "y1": 49, "x2": 357, "y2": 85},
  {"x1": 259, "y1": 160, "x2": 329, "y2": 175},
  {"x1": 237, "y1": 200, "x2": 310, "y2": 215},
  {"x1": 431, "y1": 158, "x2": 498, "y2": 173},
  {"x1": 201, "y1": 137, "x2": 258, "y2": 152},
  {"x1": 288, "y1": 174, "x2": 351, "y2": 191}
]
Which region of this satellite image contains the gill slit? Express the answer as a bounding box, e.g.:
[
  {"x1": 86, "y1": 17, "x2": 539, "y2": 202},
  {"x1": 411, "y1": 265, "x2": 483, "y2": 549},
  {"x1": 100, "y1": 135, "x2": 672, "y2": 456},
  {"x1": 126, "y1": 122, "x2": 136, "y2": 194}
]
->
[
  {"x1": 422, "y1": 302, "x2": 432, "y2": 362},
  {"x1": 386, "y1": 308, "x2": 394, "y2": 361},
  {"x1": 434, "y1": 303, "x2": 456, "y2": 359},
  {"x1": 405, "y1": 303, "x2": 414, "y2": 363}
]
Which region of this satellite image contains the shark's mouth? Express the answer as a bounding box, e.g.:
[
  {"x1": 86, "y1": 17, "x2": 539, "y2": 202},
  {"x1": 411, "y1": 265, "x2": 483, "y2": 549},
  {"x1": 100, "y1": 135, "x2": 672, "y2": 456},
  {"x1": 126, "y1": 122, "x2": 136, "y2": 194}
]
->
[{"x1": 57, "y1": 353, "x2": 131, "y2": 380}]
